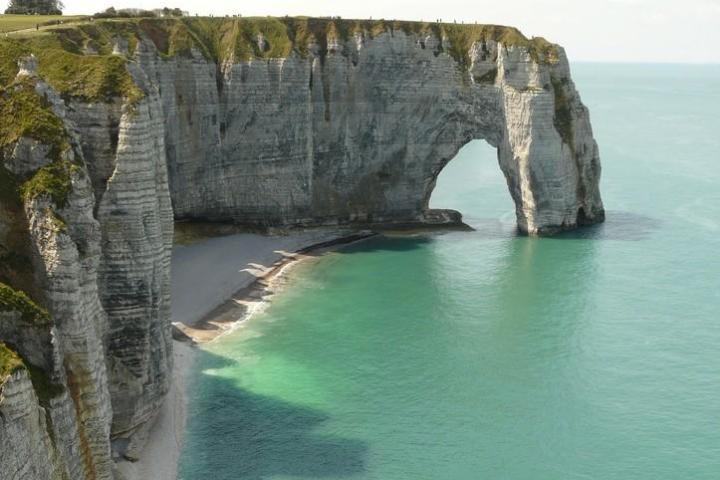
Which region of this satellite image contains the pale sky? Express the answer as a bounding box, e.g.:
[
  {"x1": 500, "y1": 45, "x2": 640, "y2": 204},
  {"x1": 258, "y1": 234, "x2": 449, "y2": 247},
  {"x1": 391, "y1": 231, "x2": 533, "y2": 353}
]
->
[{"x1": 54, "y1": 0, "x2": 720, "y2": 63}]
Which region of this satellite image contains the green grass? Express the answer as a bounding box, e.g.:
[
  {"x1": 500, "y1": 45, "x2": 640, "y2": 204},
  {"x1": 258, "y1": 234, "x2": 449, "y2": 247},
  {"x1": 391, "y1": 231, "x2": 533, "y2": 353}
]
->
[
  {"x1": 0, "y1": 14, "x2": 87, "y2": 34},
  {"x1": 201, "y1": 17, "x2": 560, "y2": 65},
  {"x1": 0, "y1": 78, "x2": 68, "y2": 156},
  {"x1": 35, "y1": 38, "x2": 143, "y2": 103},
  {"x1": 20, "y1": 160, "x2": 77, "y2": 207},
  {"x1": 0, "y1": 342, "x2": 62, "y2": 402},
  {"x1": 0, "y1": 341, "x2": 25, "y2": 383},
  {"x1": 0, "y1": 37, "x2": 29, "y2": 86},
  {"x1": 0, "y1": 25, "x2": 144, "y2": 103},
  {"x1": 0, "y1": 81, "x2": 70, "y2": 295},
  {"x1": 4, "y1": 16, "x2": 559, "y2": 66},
  {"x1": 0, "y1": 17, "x2": 558, "y2": 98},
  {"x1": 0, "y1": 79, "x2": 79, "y2": 207},
  {"x1": 0, "y1": 282, "x2": 50, "y2": 325}
]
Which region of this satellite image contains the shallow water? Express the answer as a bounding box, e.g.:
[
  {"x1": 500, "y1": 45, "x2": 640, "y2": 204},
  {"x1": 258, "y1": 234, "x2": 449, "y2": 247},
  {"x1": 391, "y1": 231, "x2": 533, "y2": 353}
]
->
[{"x1": 179, "y1": 63, "x2": 720, "y2": 479}]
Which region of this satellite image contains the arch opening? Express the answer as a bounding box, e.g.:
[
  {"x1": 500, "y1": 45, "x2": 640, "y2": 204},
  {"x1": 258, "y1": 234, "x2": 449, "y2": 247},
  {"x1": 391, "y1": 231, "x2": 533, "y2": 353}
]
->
[{"x1": 427, "y1": 139, "x2": 515, "y2": 230}]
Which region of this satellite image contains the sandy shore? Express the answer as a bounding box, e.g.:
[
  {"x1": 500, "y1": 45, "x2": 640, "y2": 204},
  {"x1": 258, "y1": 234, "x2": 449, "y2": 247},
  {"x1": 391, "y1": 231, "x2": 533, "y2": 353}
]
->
[
  {"x1": 117, "y1": 227, "x2": 374, "y2": 480},
  {"x1": 114, "y1": 341, "x2": 193, "y2": 480},
  {"x1": 172, "y1": 229, "x2": 375, "y2": 343}
]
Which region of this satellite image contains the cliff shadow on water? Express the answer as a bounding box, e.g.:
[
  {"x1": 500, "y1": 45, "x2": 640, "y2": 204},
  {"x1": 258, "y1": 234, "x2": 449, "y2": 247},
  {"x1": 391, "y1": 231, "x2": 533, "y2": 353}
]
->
[{"x1": 180, "y1": 348, "x2": 368, "y2": 480}]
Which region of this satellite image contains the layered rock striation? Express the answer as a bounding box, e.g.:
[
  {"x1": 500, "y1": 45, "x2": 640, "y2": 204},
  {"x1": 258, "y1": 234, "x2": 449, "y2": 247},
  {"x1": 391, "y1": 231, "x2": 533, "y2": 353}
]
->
[
  {"x1": 0, "y1": 17, "x2": 603, "y2": 479},
  {"x1": 1, "y1": 17, "x2": 604, "y2": 233},
  {"x1": 141, "y1": 20, "x2": 603, "y2": 233}
]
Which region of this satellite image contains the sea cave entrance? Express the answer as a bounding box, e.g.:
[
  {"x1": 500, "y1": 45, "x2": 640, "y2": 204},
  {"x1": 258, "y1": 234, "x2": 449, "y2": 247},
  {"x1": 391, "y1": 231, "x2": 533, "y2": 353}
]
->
[{"x1": 428, "y1": 140, "x2": 515, "y2": 230}]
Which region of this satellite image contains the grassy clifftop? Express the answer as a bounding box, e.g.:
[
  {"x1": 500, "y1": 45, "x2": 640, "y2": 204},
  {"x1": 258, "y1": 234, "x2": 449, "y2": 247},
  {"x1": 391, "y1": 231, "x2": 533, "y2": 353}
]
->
[
  {"x1": 0, "y1": 17, "x2": 559, "y2": 92},
  {"x1": 162, "y1": 17, "x2": 560, "y2": 65},
  {"x1": 0, "y1": 34, "x2": 142, "y2": 102},
  {"x1": 0, "y1": 14, "x2": 88, "y2": 34}
]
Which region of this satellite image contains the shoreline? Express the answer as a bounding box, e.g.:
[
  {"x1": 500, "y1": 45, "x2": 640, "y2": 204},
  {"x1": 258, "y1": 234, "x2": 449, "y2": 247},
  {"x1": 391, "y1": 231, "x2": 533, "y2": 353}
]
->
[
  {"x1": 119, "y1": 228, "x2": 377, "y2": 480},
  {"x1": 114, "y1": 341, "x2": 194, "y2": 480},
  {"x1": 172, "y1": 230, "x2": 377, "y2": 344}
]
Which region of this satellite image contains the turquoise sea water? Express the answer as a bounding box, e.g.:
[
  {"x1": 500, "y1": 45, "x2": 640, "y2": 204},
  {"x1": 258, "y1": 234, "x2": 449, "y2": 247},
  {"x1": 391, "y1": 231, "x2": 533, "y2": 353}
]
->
[{"x1": 179, "y1": 64, "x2": 720, "y2": 479}]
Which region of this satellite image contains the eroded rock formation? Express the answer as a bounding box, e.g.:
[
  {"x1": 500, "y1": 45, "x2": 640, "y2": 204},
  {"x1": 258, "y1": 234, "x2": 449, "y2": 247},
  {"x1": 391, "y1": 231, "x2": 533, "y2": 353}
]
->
[
  {"x1": 156, "y1": 27, "x2": 603, "y2": 233},
  {"x1": 0, "y1": 17, "x2": 603, "y2": 479}
]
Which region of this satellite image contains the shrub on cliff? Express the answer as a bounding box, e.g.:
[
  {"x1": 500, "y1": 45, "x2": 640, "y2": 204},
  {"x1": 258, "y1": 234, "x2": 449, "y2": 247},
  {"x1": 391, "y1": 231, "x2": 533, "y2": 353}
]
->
[
  {"x1": 93, "y1": 6, "x2": 184, "y2": 19},
  {"x1": 93, "y1": 7, "x2": 156, "y2": 19},
  {"x1": 4, "y1": 0, "x2": 63, "y2": 15},
  {"x1": 0, "y1": 342, "x2": 25, "y2": 384},
  {"x1": 0, "y1": 282, "x2": 50, "y2": 325}
]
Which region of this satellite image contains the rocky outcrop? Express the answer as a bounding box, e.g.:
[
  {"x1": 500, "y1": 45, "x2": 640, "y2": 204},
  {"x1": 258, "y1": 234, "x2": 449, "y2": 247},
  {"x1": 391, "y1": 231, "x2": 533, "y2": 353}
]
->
[
  {"x1": 65, "y1": 74, "x2": 174, "y2": 439},
  {"x1": 1, "y1": 66, "x2": 171, "y2": 478},
  {"x1": 0, "y1": 17, "x2": 603, "y2": 480},
  {"x1": 139, "y1": 23, "x2": 603, "y2": 234}
]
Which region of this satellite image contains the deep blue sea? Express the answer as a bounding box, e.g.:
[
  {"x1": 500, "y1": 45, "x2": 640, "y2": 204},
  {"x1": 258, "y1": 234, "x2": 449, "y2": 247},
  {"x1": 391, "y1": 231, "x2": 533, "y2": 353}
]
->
[{"x1": 179, "y1": 63, "x2": 720, "y2": 479}]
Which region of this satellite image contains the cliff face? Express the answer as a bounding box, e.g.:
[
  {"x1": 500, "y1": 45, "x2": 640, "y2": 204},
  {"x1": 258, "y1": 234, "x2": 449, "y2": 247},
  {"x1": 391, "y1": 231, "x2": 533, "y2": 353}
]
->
[
  {"x1": 0, "y1": 17, "x2": 603, "y2": 479},
  {"x1": 146, "y1": 24, "x2": 602, "y2": 233},
  {"x1": 1, "y1": 64, "x2": 170, "y2": 478},
  {"x1": 66, "y1": 75, "x2": 174, "y2": 439}
]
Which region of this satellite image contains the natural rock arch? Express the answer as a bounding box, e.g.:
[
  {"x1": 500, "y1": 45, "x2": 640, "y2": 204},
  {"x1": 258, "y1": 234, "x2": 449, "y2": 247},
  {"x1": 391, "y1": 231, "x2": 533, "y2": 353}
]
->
[
  {"x1": 422, "y1": 139, "x2": 504, "y2": 221},
  {"x1": 137, "y1": 28, "x2": 604, "y2": 234}
]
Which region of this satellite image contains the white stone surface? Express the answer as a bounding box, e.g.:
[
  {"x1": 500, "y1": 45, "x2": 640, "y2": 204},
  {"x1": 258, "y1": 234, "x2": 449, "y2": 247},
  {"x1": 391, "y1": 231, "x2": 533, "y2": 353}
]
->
[
  {"x1": 0, "y1": 26, "x2": 603, "y2": 480},
  {"x1": 135, "y1": 31, "x2": 603, "y2": 233}
]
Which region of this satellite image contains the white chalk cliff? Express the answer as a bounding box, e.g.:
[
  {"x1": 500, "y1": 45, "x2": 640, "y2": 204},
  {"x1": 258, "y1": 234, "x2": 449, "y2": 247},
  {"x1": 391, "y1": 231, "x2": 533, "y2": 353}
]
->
[{"x1": 0, "y1": 17, "x2": 603, "y2": 479}]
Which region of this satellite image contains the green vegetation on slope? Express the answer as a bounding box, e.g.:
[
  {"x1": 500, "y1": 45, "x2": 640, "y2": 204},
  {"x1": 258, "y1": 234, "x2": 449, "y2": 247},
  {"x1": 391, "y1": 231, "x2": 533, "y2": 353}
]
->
[
  {"x1": 0, "y1": 341, "x2": 25, "y2": 383},
  {"x1": 0, "y1": 79, "x2": 73, "y2": 304},
  {"x1": 20, "y1": 161, "x2": 76, "y2": 207},
  {"x1": 174, "y1": 17, "x2": 560, "y2": 66},
  {"x1": 0, "y1": 17, "x2": 559, "y2": 91},
  {"x1": 0, "y1": 282, "x2": 51, "y2": 325},
  {"x1": 0, "y1": 79, "x2": 78, "y2": 207},
  {"x1": 28, "y1": 34, "x2": 143, "y2": 103},
  {"x1": 0, "y1": 25, "x2": 143, "y2": 102},
  {"x1": 0, "y1": 37, "x2": 29, "y2": 86},
  {"x1": 0, "y1": 342, "x2": 62, "y2": 402},
  {"x1": 440, "y1": 23, "x2": 558, "y2": 69},
  {"x1": 0, "y1": 78, "x2": 67, "y2": 155}
]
